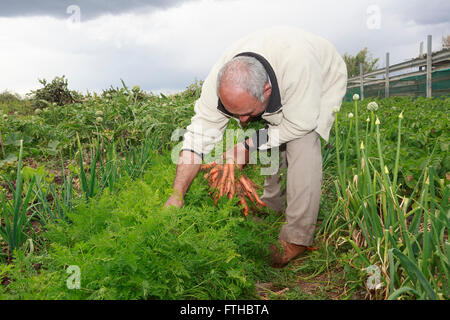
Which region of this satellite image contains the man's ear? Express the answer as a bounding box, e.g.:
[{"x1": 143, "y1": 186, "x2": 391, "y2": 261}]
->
[{"x1": 263, "y1": 82, "x2": 272, "y2": 100}]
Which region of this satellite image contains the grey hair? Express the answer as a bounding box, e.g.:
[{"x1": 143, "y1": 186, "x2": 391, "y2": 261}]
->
[{"x1": 217, "y1": 56, "x2": 269, "y2": 102}]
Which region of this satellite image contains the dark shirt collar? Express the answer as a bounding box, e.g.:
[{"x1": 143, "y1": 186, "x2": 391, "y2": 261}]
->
[{"x1": 217, "y1": 51, "x2": 282, "y2": 117}]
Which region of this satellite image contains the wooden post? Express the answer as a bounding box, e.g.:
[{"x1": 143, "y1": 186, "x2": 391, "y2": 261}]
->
[
  {"x1": 426, "y1": 35, "x2": 432, "y2": 98},
  {"x1": 385, "y1": 52, "x2": 390, "y2": 98},
  {"x1": 360, "y1": 63, "x2": 364, "y2": 100}
]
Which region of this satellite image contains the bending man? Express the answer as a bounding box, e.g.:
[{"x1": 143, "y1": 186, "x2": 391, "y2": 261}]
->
[{"x1": 165, "y1": 26, "x2": 347, "y2": 267}]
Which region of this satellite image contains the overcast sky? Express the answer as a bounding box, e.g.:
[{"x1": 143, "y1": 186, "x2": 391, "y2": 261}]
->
[{"x1": 1, "y1": 0, "x2": 449, "y2": 95}]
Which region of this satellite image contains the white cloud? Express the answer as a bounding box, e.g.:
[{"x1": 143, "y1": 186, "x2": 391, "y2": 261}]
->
[{"x1": 0, "y1": 0, "x2": 448, "y2": 95}]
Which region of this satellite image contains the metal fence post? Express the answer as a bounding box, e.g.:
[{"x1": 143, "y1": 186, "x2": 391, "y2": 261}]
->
[
  {"x1": 360, "y1": 63, "x2": 364, "y2": 100},
  {"x1": 385, "y1": 52, "x2": 390, "y2": 98},
  {"x1": 426, "y1": 35, "x2": 432, "y2": 97}
]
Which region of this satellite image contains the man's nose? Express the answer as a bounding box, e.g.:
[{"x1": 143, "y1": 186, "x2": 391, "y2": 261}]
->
[{"x1": 239, "y1": 115, "x2": 250, "y2": 123}]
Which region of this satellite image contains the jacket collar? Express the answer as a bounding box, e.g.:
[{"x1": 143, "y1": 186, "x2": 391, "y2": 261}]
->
[{"x1": 217, "y1": 51, "x2": 282, "y2": 117}]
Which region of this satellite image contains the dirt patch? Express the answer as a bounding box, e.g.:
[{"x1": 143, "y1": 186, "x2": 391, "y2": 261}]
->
[
  {"x1": 296, "y1": 273, "x2": 331, "y2": 297},
  {"x1": 256, "y1": 282, "x2": 291, "y2": 300},
  {"x1": 256, "y1": 273, "x2": 344, "y2": 300},
  {"x1": 256, "y1": 258, "x2": 368, "y2": 300},
  {"x1": 1, "y1": 275, "x2": 11, "y2": 286}
]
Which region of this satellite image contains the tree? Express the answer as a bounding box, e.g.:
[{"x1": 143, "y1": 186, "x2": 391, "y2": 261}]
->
[{"x1": 343, "y1": 48, "x2": 379, "y2": 78}]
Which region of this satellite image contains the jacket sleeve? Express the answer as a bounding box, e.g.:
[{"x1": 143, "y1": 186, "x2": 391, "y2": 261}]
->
[
  {"x1": 259, "y1": 54, "x2": 323, "y2": 150},
  {"x1": 181, "y1": 66, "x2": 230, "y2": 158}
]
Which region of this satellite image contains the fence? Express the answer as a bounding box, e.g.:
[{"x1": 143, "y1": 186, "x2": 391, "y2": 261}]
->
[{"x1": 345, "y1": 35, "x2": 450, "y2": 101}]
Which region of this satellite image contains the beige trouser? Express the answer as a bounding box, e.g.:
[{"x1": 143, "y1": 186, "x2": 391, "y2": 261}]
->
[{"x1": 261, "y1": 130, "x2": 322, "y2": 247}]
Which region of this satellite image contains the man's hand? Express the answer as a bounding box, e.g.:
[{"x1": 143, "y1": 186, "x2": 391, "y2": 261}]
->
[
  {"x1": 164, "y1": 150, "x2": 202, "y2": 209},
  {"x1": 215, "y1": 139, "x2": 251, "y2": 196},
  {"x1": 222, "y1": 138, "x2": 252, "y2": 169},
  {"x1": 200, "y1": 139, "x2": 266, "y2": 215},
  {"x1": 164, "y1": 192, "x2": 184, "y2": 208}
]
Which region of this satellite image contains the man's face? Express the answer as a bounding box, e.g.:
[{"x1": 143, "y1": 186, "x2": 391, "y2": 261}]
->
[{"x1": 219, "y1": 82, "x2": 272, "y2": 126}]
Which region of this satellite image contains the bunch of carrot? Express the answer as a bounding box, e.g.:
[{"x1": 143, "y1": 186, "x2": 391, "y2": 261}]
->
[{"x1": 200, "y1": 162, "x2": 266, "y2": 216}]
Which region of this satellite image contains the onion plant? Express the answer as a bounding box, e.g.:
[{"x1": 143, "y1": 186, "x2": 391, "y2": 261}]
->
[
  {"x1": 321, "y1": 99, "x2": 448, "y2": 300},
  {"x1": 0, "y1": 140, "x2": 37, "y2": 256}
]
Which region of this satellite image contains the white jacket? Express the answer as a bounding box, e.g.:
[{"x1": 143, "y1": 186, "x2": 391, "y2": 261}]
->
[{"x1": 182, "y1": 26, "x2": 348, "y2": 156}]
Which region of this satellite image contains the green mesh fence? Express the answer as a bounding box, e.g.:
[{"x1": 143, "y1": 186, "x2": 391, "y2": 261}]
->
[{"x1": 344, "y1": 68, "x2": 450, "y2": 101}]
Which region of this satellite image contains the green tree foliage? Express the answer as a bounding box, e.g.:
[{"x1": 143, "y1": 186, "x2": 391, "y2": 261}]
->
[{"x1": 343, "y1": 48, "x2": 380, "y2": 78}]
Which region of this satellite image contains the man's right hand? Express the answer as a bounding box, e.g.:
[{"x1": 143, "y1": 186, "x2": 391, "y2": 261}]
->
[
  {"x1": 164, "y1": 193, "x2": 184, "y2": 208},
  {"x1": 164, "y1": 150, "x2": 202, "y2": 209}
]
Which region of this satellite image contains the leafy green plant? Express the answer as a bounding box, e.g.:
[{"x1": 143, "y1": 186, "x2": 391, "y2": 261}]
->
[
  {"x1": 0, "y1": 150, "x2": 278, "y2": 299},
  {"x1": 28, "y1": 76, "x2": 82, "y2": 108}
]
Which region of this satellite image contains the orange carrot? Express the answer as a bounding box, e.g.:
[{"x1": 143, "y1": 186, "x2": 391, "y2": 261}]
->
[
  {"x1": 209, "y1": 166, "x2": 220, "y2": 175},
  {"x1": 252, "y1": 192, "x2": 267, "y2": 207},
  {"x1": 228, "y1": 182, "x2": 235, "y2": 200},
  {"x1": 239, "y1": 175, "x2": 253, "y2": 194},
  {"x1": 219, "y1": 164, "x2": 229, "y2": 196},
  {"x1": 240, "y1": 176, "x2": 266, "y2": 207},
  {"x1": 225, "y1": 177, "x2": 231, "y2": 196},
  {"x1": 229, "y1": 164, "x2": 235, "y2": 189},
  {"x1": 200, "y1": 162, "x2": 216, "y2": 170},
  {"x1": 214, "y1": 192, "x2": 220, "y2": 205},
  {"x1": 239, "y1": 196, "x2": 249, "y2": 216},
  {"x1": 244, "y1": 189, "x2": 255, "y2": 203},
  {"x1": 220, "y1": 163, "x2": 228, "y2": 185},
  {"x1": 211, "y1": 177, "x2": 220, "y2": 189},
  {"x1": 209, "y1": 171, "x2": 219, "y2": 182}
]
